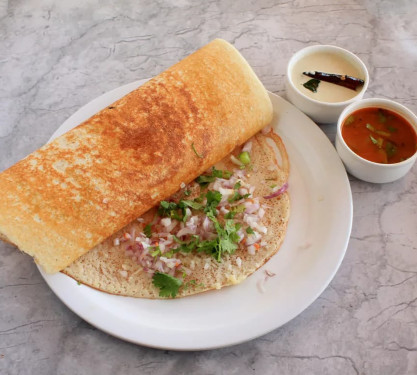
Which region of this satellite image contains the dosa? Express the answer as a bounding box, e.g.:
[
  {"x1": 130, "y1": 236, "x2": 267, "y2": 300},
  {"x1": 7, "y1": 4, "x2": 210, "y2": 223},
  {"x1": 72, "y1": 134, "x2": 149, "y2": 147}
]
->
[
  {"x1": 64, "y1": 130, "x2": 290, "y2": 298},
  {"x1": 0, "y1": 39, "x2": 273, "y2": 273}
]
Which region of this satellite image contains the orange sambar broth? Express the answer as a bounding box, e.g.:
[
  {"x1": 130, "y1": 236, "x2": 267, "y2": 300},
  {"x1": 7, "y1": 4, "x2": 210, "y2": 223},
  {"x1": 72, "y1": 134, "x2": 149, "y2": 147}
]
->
[{"x1": 341, "y1": 107, "x2": 417, "y2": 164}]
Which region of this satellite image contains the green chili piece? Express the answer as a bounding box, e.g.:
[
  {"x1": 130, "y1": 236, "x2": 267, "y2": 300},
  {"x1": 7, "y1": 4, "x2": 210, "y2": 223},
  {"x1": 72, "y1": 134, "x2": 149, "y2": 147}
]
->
[{"x1": 238, "y1": 151, "x2": 251, "y2": 165}]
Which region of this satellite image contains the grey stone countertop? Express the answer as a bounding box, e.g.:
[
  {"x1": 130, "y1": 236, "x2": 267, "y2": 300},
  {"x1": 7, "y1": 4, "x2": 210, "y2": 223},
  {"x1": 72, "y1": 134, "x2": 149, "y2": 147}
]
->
[{"x1": 1, "y1": 1, "x2": 417, "y2": 374}]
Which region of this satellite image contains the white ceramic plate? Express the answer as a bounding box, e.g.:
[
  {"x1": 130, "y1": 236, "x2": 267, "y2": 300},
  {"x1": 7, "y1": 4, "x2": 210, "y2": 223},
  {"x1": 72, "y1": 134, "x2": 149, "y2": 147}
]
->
[{"x1": 39, "y1": 79, "x2": 352, "y2": 350}]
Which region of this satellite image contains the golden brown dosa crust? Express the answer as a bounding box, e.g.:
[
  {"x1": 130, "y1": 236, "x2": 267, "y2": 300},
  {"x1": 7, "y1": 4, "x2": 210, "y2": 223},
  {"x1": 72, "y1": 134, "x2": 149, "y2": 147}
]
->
[
  {"x1": 63, "y1": 131, "x2": 290, "y2": 298},
  {"x1": 0, "y1": 39, "x2": 273, "y2": 273}
]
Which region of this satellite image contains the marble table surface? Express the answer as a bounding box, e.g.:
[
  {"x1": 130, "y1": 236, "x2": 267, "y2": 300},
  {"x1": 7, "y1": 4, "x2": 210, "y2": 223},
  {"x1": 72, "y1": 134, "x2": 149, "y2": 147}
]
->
[{"x1": 1, "y1": 0, "x2": 417, "y2": 374}]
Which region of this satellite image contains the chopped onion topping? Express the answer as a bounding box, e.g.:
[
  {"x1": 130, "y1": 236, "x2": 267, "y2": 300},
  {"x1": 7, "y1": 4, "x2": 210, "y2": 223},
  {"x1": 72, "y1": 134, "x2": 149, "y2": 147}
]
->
[
  {"x1": 247, "y1": 245, "x2": 256, "y2": 255},
  {"x1": 202, "y1": 216, "x2": 213, "y2": 231},
  {"x1": 220, "y1": 206, "x2": 230, "y2": 215},
  {"x1": 176, "y1": 227, "x2": 196, "y2": 237},
  {"x1": 161, "y1": 218, "x2": 172, "y2": 227},
  {"x1": 242, "y1": 141, "x2": 252, "y2": 153},
  {"x1": 244, "y1": 202, "x2": 260, "y2": 214},
  {"x1": 121, "y1": 167, "x2": 280, "y2": 276},
  {"x1": 230, "y1": 155, "x2": 244, "y2": 167},
  {"x1": 246, "y1": 231, "x2": 262, "y2": 246},
  {"x1": 219, "y1": 187, "x2": 234, "y2": 196},
  {"x1": 263, "y1": 182, "x2": 289, "y2": 199}
]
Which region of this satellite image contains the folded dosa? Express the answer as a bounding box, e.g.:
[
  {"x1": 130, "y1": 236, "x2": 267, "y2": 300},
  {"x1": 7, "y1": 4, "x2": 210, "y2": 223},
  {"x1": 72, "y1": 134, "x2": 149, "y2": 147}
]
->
[{"x1": 0, "y1": 39, "x2": 273, "y2": 273}]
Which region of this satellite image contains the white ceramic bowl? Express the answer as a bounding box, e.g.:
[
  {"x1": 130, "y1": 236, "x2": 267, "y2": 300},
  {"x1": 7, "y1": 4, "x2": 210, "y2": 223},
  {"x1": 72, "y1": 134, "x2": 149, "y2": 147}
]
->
[
  {"x1": 285, "y1": 45, "x2": 369, "y2": 124},
  {"x1": 336, "y1": 98, "x2": 417, "y2": 183}
]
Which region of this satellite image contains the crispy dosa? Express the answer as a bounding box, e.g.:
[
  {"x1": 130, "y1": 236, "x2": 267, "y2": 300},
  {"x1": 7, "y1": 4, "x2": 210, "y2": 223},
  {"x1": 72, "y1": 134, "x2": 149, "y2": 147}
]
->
[
  {"x1": 0, "y1": 39, "x2": 273, "y2": 273},
  {"x1": 64, "y1": 130, "x2": 290, "y2": 298}
]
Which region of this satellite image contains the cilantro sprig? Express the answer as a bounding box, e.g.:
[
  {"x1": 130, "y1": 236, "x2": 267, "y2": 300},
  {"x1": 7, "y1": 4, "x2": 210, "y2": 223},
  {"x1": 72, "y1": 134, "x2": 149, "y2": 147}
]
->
[
  {"x1": 158, "y1": 199, "x2": 203, "y2": 222},
  {"x1": 144, "y1": 224, "x2": 152, "y2": 238},
  {"x1": 152, "y1": 272, "x2": 183, "y2": 298},
  {"x1": 228, "y1": 191, "x2": 250, "y2": 203},
  {"x1": 173, "y1": 235, "x2": 218, "y2": 255},
  {"x1": 152, "y1": 272, "x2": 205, "y2": 298},
  {"x1": 246, "y1": 227, "x2": 255, "y2": 234},
  {"x1": 205, "y1": 212, "x2": 240, "y2": 261},
  {"x1": 196, "y1": 167, "x2": 232, "y2": 187},
  {"x1": 156, "y1": 175, "x2": 248, "y2": 262},
  {"x1": 204, "y1": 190, "x2": 222, "y2": 216},
  {"x1": 152, "y1": 168, "x2": 253, "y2": 298}
]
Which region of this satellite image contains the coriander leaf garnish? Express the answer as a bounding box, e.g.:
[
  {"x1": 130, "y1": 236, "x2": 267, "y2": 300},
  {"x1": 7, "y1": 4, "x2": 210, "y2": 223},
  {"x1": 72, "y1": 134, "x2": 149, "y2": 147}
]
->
[
  {"x1": 212, "y1": 168, "x2": 224, "y2": 178},
  {"x1": 222, "y1": 170, "x2": 232, "y2": 179},
  {"x1": 180, "y1": 200, "x2": 204, "y2": 210},
  {"x1": 195, "y1": 174, "x2": 214, "y2": 187},
  {"x1": 246, "y1": 227, "x2": 255, "y2": 234},
  {"x1": 225, "y1": 211, "x2": 237, "y2": 219},
  {"x1": 173, "y1": 234, "x2": 201, "y2": 253},
  {"x1": 228, "y1": 191, "x2": 250, "y2": 203},
  {"x1": 144, "y1": 224, "x2": 152, "y2": 238},
  {"x1": 153, "y1": 168, "x2": 252, "y2": 264},
  {"x1": 204, "y1": 190, "x2": 222, "y2": 215},
  {"x1": 158, "y1": 201, "x2": 179, "y2": 217},
  {"x1": 152, "y1": 272, "x2": 183, "y2": 298},
  {"x1": 196, "y1": 239, "x2": 218, "y2": 254},
  {"x1": 196, "y1": 167, "x2": 232, "y2": 187},
  {"x1": 191, "y1": 143, "x2": 204, "y2": 158},
  {"x1": 173, "y1": 234, "x2": 218, "y2": 256},
  {"x1": 225, "y1": 205, "x2": 245, "y2": 219},
  {"x1": 158, "y1": 197, "x2": 206, "y2": 222},
  {"x1": 233, "y1": 204, "x2": 246, "y2": 213},
  {"x1": 212, "y1": 167, "x2": 232, "y2": 179},
  {"x1": 158, "y1": 200, "x2": 186, "y2": 221},
  {"x1": 206, "y1": 212, "x2": 240, "y2": 261},
  {"x1": 218, "y1": 236, "x2": 238, "y2": 258}
]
